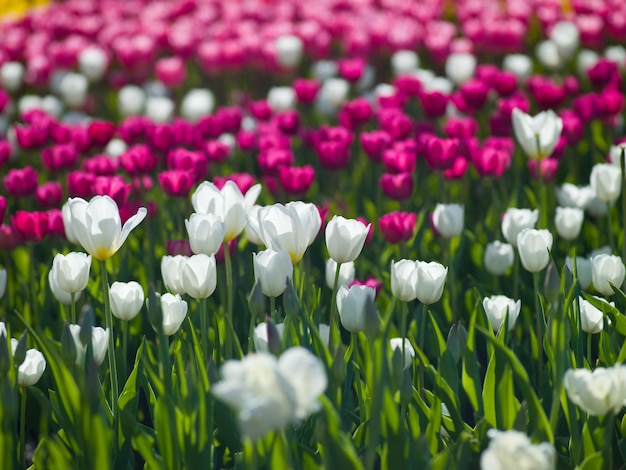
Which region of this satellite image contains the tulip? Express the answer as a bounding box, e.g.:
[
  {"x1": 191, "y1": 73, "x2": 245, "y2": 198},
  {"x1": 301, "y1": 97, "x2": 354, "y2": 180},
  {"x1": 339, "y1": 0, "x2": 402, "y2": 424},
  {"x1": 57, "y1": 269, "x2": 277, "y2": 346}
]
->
[
  {"x1": 158, "y1": 293, "x2": 188, "y2": 336},
  {"x1": 589, "y1": 163, "x2": 622, "y2": 203},
  {"x1": 12, "y1": 211, "x2": 49, "y2": 242},
  {"x1": 536, "y1": 40, "x2": 562, "y2": 70},
  {"x1": 67, "y1": 196, "x2": 146, "y2": 261},
  {"x1": 146, "y1": 96, "x2": 174, "y2": 124},
  {"x1": 336, "y1": 285, "x2": 376, "y2": 333},
  {"x1": 512, "y1": 108, "x2": 563, "y2": 160},
  {"x1": 78, "y1": 46, "x2": 109, "y2": 82},
  {"x1": 180, "y1": 254, "x2": 218, "y2": 300},
  {"x1": 484, "y1": 241, "x2": 515, "y2": 276},
  {"x1": 0, "y1": 61, "x2": 25, "y2": 92},
  {"x1": 578, "y1": 297, "x2": 612, "y2": 334},
  {"x1": 325, "y1": 216, "x2": 370, "y2": 264},
  {"x1": 158, "y1": 170, "x2": 194, "y2": 198},
  {"x1": 389, "y1": 338, "x2": 415, "y2": 368},
  {"x1": 391, "y1": 50, "x2": 419, "y2": 76},
  {"x1": 267, "y1": 87, "x2": 296, "y2": 113},
  {"x1": 118, "y1": 85, "x2": 146, "y2": 117},
  {"x1": 109, "y1": 281, "x2": 144, "y2": 321},
  {"x1": 48, "y1": 266, "x2": 82, "y2": 305},
  {"x1": 554, "y1": 207, "x2": 584, "y2": 241},
  {"x1": 180, "y1": 89, "x2": 215, "y2": 123},
  {"x1": 15, "y1": 347, "x2": 46, "y2": 387},
  {"x1": 4, "y1": 166, "x2": 38, "y2": 198},
  {"x1": 257, "y1": 202, "x2": 321, "y2": 264},
  {"x1": 379, "y1": 212, "x2": 416, "y2": 244},
  {"x1": 550, "y1": 21, "x2": 580, "y2": 60},
  {"x1": 317, "y1": 78, "x2": 350, "y2": 114},
  {"x1": 52, "y1": 252, "x2": 92, "y2": 294},
  {"x1": 192, "y1": 181, "x2": 261, "y2": 242},
  {"x1": 275, "y1": 35, "x2": 303, "y2": 69},
  {"x1": 185, "y1": 213, "x2": 225, "y2": 256},
  {"x1": 591, "y1": 254, "x2": 625, "y2": 296},
  {"x1": 445, "y1": 53, "x2": 476, "y2": 86},
  {"x1": 161, "y1": 255, "x2": 188, "y2": 295},
  {"x1": 59, "y1": 73, "x2": 89, "y2": 109},
  {"x1": 483, "y1": 296, "x2": 521, "y2": 333},
  {"x1": 253, "y1": 322, "x2": 285, "y2": 352},
  {"x1": 517, "y1": 229, "x2": 553, "y2": 273},
  {"x1": 325, "y1": 259, "x2": 355, "y2": 289},
  {"x1": 390, "y1": 260, "x2": 418, "y2": 302},
  {"x1": 502, "y1": 54, "x2": 532, "y2": 83},
  {"x1": 565, "y1": 256, "x2": 593, "y2": 290},
  {"x1": 69, "y1": 324, "x2": 109, "y2": 366},
  {"x1": 253, "y1": 250, "x2": 293, "y2": 298},
  {"x1": 608, "y1": 144, "x2": 626, "y2": 168},
  {"x1": 555, "y1": 183, "x2": 595, "y2": 210},
  {"x1": 431, "y1": 204, "x2": 464, "y2": 238},
  {"x1": 501, "y1": 208, "x2": 538, "y2": 247},
  {"x1": 480, "y1": 429, "x2": 556, "y2": 470},
  {"x1": 415, "y1": 261, "x2": 448, "y2": 305},
  {"x1": 564, "y1": 365, "x2": 626, "y2": 416}
]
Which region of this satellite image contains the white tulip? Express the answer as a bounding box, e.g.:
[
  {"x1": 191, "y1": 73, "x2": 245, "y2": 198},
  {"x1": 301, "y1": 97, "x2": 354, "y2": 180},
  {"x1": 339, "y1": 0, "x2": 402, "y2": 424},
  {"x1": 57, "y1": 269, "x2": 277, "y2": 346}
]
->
[
  {"x1": 391, "y1": 50, "x2": 419, "y2": 76},
  {"x1": 13, "y1": 345, "x2": 46, "y2": 387},
  {"x1": 0, "y1": 268, "x2": 6, "y2": 299},
  {"x1": 118, "y1": 85, "x2": 146, "y2": 116},
  {"x1": 591, "y1": 254, "x2": 625, "y2": 296},
  {"x1": 52, "y1": 252, "x2": 92, "y2": 294},
  {"x1": 555, "y1": 183, "x2": 595, "y2": 210},
  {"x1": 501, "y1": 208, "x2": 539, "y2": 247},
  {"x1": 69, "y1": 324, "x2": 109, "y2": 366},
  {"x1": 565, "y1": 256, "x2": 592, "y2": 290},
  {"x1": 180, "y1": 254, "x2": 217, "y2": 299},
  {"x1": 267, "y1": 86, "x2": 296, "y2": 113},
  {"x1": 605, "y1": 45, "x2": 626, "y2": 70},
  {"x1": 145, "y1": 96, "x2": 174, "y2": 124},
  {"x1": 578, "y1": 296, "x2": 613, "y2": 334},
  {"x1": 608, "y1": 144, "x2": 626, "y2": 168},
  {"x1": 161, "y1": 255, "x2": 188, "y2": 295},
  {"x1": 445, "y1": 53, "x2": 476, "y2": 86},
  {"x1": 483, "y1": 296, "x2": 521, "y2": 333},
  {"x1": 414, "y1": 261, "x2": 447, "y2": 305},
  {"x1": 48, "y1": 267, "x2": 82, "y2": 305},
  {"x1": 535, "y1": 40, "x2": 562, "y2": 70},
  {"x1": 336, "y1": 285, "x2": 376, "y2": 333},
  {"x1": 78, "y1": 46, "x2": 109, "y2": 82},
  {"x1": 58, "y1": 73, "x2": 89, "y2": 108},
  {"x1": 432, "y1": 204, "x2": 464, "y2": 238},
  {"x1": 110, "y1": 281, "x2": 144, "y2": 321},
  {"x1": 390, "y1": 260, "x2": 418, "y2": 302},
  {"x1": 0, "y1": 61, "x2": 24, "y2": 92},
  {"x1": 253, "y1": 250, "x2": 293, "y2": 298},
  {"x1": 502, "y1": 54, "x2": 532, "y2": 83},
  {"x1": 312, "y1": 60, "x2": 338, "y2": 81},
  {"x1": 480, "y1": 429, "x2": 556, "y2": 470},
  {"x1": 389, "y1": 338, "x2": 415, "y2": 368},
  {"x1": 325, "y1": 259, "x2": 355, "y2": 289},
  {"x1": 590, "y1": 163, "x2": 622, "y2": 204},
  {"x1": 318, "y1": 78, "x2": 350, "y2": 109},
  {"x1": 275, "y1": 35, "x2": 303, "y2": 69},
  {"x1": 484, "y1": 241, "x2": 515, "y2": 276},
  {"x1": 554, "y1": 207, "x2": 584, "y2": 241},
  {"x1": 325, "y1": 216, "x2": 370, "y2": 264},
  {"x1": 186, "y1": 213, "x2": 225, "y2": 256},
  {"x1": 159, "y1": 293, "x2": 188, "y2": 336},
  {"x1": 577, "y1": 49, "x2": 599, "y2": 76},
  {"x1": 512, "y1": 108, "x2": 563, "y2": 160},
  {"x1": 253, "y1": 322, "x2": 285, "y2": 352},
  {"x1": 517, "y1": 229, "x2": 553, "y2": 273},
  {"x1": 564, "y1": 365, "x2": 626, "y2": 415},
  {"x1": 550, "y1": 21, "x2": 580, "y2": 60},
  {"x1": 180, "y1": 89, "x2": 214, "y2": 122},
  {"x1": 105, "y1": 138, "x2": 127, "y2": 159}
]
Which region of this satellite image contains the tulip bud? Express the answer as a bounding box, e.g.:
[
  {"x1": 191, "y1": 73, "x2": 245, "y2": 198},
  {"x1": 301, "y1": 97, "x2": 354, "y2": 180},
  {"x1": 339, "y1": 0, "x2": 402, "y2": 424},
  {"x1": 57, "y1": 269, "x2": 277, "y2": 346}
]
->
[
  {"x1": 161, "y1": 255, "x2": 188, "y2": 295},
  {"x1": 363, "y1": 294, "x2": 380, "y2": 342},
  {"x1": 282, "y1": 280, "x2": 300, "y2": 318},
  {"x1": 12, "y1": 331, "x2": 28, "y2": 367},
  {"x1": 248, "y1": 281, "x2": 266, "y2": 318},
  {"x1": 186, "y1": 213, "x2": 224, "y2": 256},
  {"x1": 14, "y1": 345, "x2": 46, "y2": 387},
  {"x1": 158, "y1": 293, "x2": 188, "y2": 336},
  {"x1": 180, "y1": 254, "x2": 218, "y2": 299},
  {"x1": 543, "y1": 262, "x2": 561, "y2": 305},
  {"x1": 52, "y1": 252, "x2": 92, "y2": 294},
  {"x1": 146, "y1": 285, "x2": 163, "y2": 332},
  {"x1": 61, "y1": 322, "x2": 77, "y2": 366},
  {"x1": 79, "y1": 305, "x2": 96, "y2": 346},
  {"x1": 391, "y1": 346, "x2": 404, "y2": 390},
  {"x1": 590, "y1": 163, "x2": 622, "y2": 203},
  {"x1": 253, "y1": 322, "x2": 285, "y2": 352},
  {"x1": 446, "y1": 323, "x2": 467, "y2": 364},
  {"x1": 390, "y1": 259, "x2": 418, "y2": 302},
  {"x1": 0, "y1": 268, "x2": 6, "y2": 300},
  {"x1": 484, "y1": 241, "x2": 515, "y2": 276},
  {"x1": 399, "y1": 369, "x2": 413, "y2": 408},
  {"x1": 591, "y1": 254, "x2": 625, "y2": 296},
  {"x1": 337, "y1": 285, "x2": 376, "y2": 333},
  {"x1": 265, "y1": 320, "x2": 283, "y2": 356},
  {"x1": 325, "y1": 216, "x2": 369, "y2": 264}
]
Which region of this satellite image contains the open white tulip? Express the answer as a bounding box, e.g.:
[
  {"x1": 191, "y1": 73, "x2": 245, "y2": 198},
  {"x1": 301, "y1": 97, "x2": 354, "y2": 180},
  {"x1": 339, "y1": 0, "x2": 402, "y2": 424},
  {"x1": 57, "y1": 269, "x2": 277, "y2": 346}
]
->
[
  {"x1": 110, "y1": 281, "x2": 144, "y2": 321},
  {"x1": 480, "y1": 429, "x2": 556, "y2": 470},
  {"x1": 555, "y1": 183, "x2": 595, "y2": 210},
  {"x1": 325, "y1": 216, "x2": 370, "y2": 264},
  {"x1": 564, "y1": 365, "x2": 626, "y2": 416},
  {"x1": 67, "y1": 196, "x2": 146, "y2": 261},
  {"x1": 192, "y1": 181, "x2": 261, "y2": 242},
  {"x1": 512, "y1": 108, "x2": 563, "y2": 160}
]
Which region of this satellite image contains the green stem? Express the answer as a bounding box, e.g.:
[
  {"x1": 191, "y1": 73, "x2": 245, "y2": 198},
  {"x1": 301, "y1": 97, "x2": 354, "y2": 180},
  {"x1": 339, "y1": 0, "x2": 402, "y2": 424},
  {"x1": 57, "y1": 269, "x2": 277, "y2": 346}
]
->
[
  {"x1": 533, "y1": 272, "x2": 543, "y2": 392},
  {"x1": 70, "y1": 293, "x2": 76, "y2": 325},
  {"x1": 243, "y1": 438, "x2": 256, "y2": 470},
  {"x1": 535, "y1": 135, "x2": 548, "y2": 229},
  {"x1": 621, "y1": 147, "x2": 626, "y2": 287},
  {"x1": 417, "y1": 302, "x2": 426, "y2": 398},
  {"x1": 200, "y1": 297, "x2": 208, "y2": 365},
  {"x1": 513, "y1": 251, "x2": 520, "y2": 300},
  {"x1": 223, "y1": 246, "x2": 234, "y2": 360},
  {"x1": 270, "y1": 296, "x2": 276, "y2": 323},
  {"x1": 121, "y1": 320, "x2": 128, "y2": 383},
  {"x1": 607, "y1": 206, "x2": 616, "y2": 253},
  {"x1": 587, "y1": 333, "x2": 593, "y2": 368},
  {"x1": 328, "y1": 262, "x2": 342, "y2": 352},
  {"x1": 100, "y1": 260, "x2": 118, "y2": 416},
  {"x1": 604, "y1": 412, "x2": 615, "y2": 469},
  {"x1": 400, "y1": 301, "x2": 408, "y2": 361},
  {"x1": 28, "y1": 243, "x2": 38, "y2": 323},
  {"x1": 20, "y1": 387, "x2": 26, "y2": 467}
]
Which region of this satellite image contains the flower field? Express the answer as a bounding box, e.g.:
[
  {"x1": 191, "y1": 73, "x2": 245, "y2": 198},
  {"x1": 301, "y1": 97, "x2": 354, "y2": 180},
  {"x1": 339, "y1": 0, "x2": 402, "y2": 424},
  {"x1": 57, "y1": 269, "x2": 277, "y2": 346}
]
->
[{"x1": 2, "y1": 0, "x2": 626, "y2": 468}]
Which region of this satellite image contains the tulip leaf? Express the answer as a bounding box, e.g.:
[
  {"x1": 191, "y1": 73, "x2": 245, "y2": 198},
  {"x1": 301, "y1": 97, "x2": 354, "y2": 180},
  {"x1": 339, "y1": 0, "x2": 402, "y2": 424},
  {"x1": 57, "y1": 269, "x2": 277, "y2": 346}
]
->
[
  {"x1": 318, "y1": 395, "x2": 364, "y2": 470},
  {"x1": 154, "y1": 396, "x2": 179, "y2": 469},
  {"x1": 462, "y1": 305, "x2": 483, "y2": 415},
  {"x1": 131, "y1": 429, "x2": 165, "y2": 470},
  {"x1": 578, "y1": 451, "x2": 603, "y2": 470}
]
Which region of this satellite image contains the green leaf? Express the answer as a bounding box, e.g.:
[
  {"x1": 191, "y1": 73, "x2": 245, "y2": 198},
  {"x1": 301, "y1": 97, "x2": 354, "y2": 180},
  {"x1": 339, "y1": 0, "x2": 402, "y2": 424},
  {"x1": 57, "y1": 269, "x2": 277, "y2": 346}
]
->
[
  {"x1": 577, "y1": 451, "x2": 603, "y2": 470},
  {"x1": 318, "y1": 396, "x2": 364, "y2": 470},
  {"x1": 155, "y1": 397, "x2": 179, "y2": 469},
  {"x1": 462, "y1": 305, "x2": 483, "y2": 415}
]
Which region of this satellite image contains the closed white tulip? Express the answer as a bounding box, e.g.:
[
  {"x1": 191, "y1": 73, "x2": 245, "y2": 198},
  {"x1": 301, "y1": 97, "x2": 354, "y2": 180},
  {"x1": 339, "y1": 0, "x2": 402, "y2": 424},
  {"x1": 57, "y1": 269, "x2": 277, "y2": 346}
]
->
[
  {"x1": 78, "y1": 46, "x2": 109, "y2": 82},
  {"x1": 577, "y1": 49, "x2": 600, "y2": 76},
  {"x1": 186, "y1": 213, "x2": 225, "y2": 256},
  {"x1": 106, "y1": 138, "x2": 127, "y2": 159},
  {"x1": 253, "y1": 250, "x2": 293, "y2": 298},
  {"x1": 118, "y1": 85, "x2": 146, "y2": 116},
  {"x1": 415, "y1": 261, "x2": 447, "y2": 305},
  {"x1": 608, "y1": 144, "x2": 626, "y2": 168},
  {"x1": 161, "y1": 255, "x2": 188, "y2": 295},
  {"x1": 483, "y1": 296, "x2": 521, "y2": 333},
  {"x1": 275, "y1": 35, "x2": 303, "y2": 69},
  {"x1": 391, "y1": 50, "x2": 419, "y2": 76},
  {"x1": 253, "y1": 322, "x2": 285, "y2": 352},
  {"x1": 484, "y1": 241, "x2": 515, "y2": 276},
  {"x1": 267, "y1": 86, "x2": 296, "y2": 112},
  {"x1": 554, "y1": 207, "x2": 584, "y2": 241},
  {"x1": 502, "y1": 54, "x2": 532, "y2": 83},
  {"x1": 564, "y1": 365, "x2": 626, "y2": 415},
  {"x1": 390, "y1": 260, "x2": 418, "y2": 302},
  {"x1": 48, "y1": 267, "x2": 81, "y2": 305},
  {"x1": 512, "y1": 108, "x2": 563, "y2": 160},
  {"x1": 59, "y1": 73, "x2": 89, "y2": 109},
  {"x1": 502, "y1": 208, "x2": 539, "y2": 247},
  {"x1": 445, "y1": 52, "x2": 476, "y2": 86},
  {"x1": 12, "y1": 342, "x2": 46, "y2": 387},
  {"x1": 69, "y1": 324, "x2": 109, "y2": 366},
  {"x1": 535, "y1": 40, "x2": 562, "y2": 70},
  {"x1": 192, "y1": 181, "x2": 261, "y2": 242},
  {"x1": 180, "y1": 89, "x2": 214, "y2": 122},
  {"x1": 52, "y1": 252, "x2": 91, "y2": 294},
  {"x1": 605, "y1": 46, "x2": 626, "y2": 70},
  {"x1": 257, "y1": 202, "x2": 321, "y2": 264},
  {"x1": 160, "y1": 293, "x2": 188, "y2": 336},
  {"x1": 336, "y1": 285, "x2": 376, "y2": 333},
  {"x1": 325, "y1": 216, "x2": 370, "y2": 264},
  {"x1": 325, "y1": 259, "x2": 355, "y2": 289},
  {"x1": 317, "y1": 78, "x2": 349, "y2": 109},
  {"x1": 578, "y1": 297, "x2": 612, "y2": 334},
  {"x1": 67, "y1": 196, "x2": 146, "y2": 261},
  {"x1": 389, "y1": 338, "x2": 415, "y2": 368},
  {"x1": 550, "y1": 21, "x2": 580, "y2": 60},
  {"x1": 312, "y1": 60, "x2": 338, "y2": 82},
  {"x1": 180, "y1": 254, "x2": 217, "y2": 299},
  {"x1": 590, "y1": 163, "x2": 622, "y2": 203},
  {"x1": 565, "y1": 256, "x2": 592, "y2": 289},
  {"x1": 145, "y1": 96, "x2": 174, "y2": 124},
  {"x1": 480, "y1": 429, "x2": 556, "y2": 470},
  {"x1": 591, "y1": 254, "x2": 625, "y2": 296},
  {"x1": 110, "y1": 281, "x2": 144, "y2": 321},
  {"x1": 517, "y1": 229, "x2": 553, "y2": 273},
  {"x1": 0, "y1": 61, "x2": 24, "y2": 92},
  {"x1": 431, "y1": 204, "x2": 464, "y2": 238}
]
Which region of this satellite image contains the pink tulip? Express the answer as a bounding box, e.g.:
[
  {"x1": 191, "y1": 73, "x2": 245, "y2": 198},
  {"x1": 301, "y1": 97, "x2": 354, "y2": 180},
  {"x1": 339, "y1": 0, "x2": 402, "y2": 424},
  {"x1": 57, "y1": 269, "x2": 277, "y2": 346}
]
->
[
  {"x1": 379, "y1": 173, "x2": 413, "y2": 201},
  {"x1": 379, "y1": 212, "x2": 417, "y2": 244}
]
